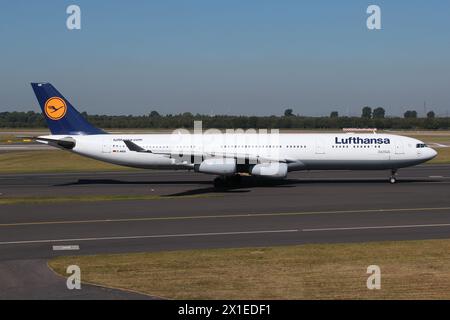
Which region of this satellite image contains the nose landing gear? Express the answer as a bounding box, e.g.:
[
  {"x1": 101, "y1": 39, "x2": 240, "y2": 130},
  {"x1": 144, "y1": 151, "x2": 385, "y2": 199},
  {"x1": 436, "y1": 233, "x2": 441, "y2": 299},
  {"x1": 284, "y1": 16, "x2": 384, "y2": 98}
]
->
[{"x1": 389, "y1": 169, "x2": 398, "y2": 184}]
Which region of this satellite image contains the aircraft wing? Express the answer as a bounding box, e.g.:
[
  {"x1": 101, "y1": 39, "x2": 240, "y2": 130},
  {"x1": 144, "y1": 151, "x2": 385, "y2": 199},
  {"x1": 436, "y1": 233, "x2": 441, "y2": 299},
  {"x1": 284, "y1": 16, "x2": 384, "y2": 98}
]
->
[{"x1": 123, "y1": 140, "x2": 291, "y2": 163}]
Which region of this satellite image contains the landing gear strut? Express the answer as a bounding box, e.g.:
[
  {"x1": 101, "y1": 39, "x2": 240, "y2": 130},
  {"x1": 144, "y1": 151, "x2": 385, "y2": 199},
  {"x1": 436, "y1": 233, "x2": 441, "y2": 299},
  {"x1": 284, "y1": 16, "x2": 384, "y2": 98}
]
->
[
  {"x1": 213, "y1": 175, "x2": 242, "y2": 189},
  {"x1": 214, "y1": 176, "x2": 226, "y2": 189},
  {"x1": 389, "y1": 169, "x2": 398, "y2": 184}
]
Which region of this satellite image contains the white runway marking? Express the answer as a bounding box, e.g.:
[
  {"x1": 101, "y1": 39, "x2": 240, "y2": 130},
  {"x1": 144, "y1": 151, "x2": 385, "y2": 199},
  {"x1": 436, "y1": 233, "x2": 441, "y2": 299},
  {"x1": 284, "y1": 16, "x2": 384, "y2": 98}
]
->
[
  {"x1": 0, "y1": 229, "x2": 299, "y2": 246},
  {"x1": 433, "y1": 143, "x2": 449, "y2": 148},
  {"x1": 303, "y1": 223, "x2": 450, "y2": 232},
  {"x1": 0, "y1": 145, "x2": 54, "y2": 151},
  {"x1": 52, "y1": 245, "x2": 80, "y2": 251}
]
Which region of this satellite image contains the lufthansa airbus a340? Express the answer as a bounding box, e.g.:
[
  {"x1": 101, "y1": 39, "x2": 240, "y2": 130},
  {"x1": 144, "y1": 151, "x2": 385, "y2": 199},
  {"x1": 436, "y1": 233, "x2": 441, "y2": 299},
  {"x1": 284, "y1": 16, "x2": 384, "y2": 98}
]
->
[{"x1": 27, "y1": 83, "x2": 437, "y2": 187}]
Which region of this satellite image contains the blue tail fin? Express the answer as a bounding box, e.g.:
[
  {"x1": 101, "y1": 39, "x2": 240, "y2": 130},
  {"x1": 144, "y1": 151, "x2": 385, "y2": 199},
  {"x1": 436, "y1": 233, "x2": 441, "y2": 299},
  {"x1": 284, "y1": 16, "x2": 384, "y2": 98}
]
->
[{"x1": 31, "y1": 83, "x2": 105, "y2": 135}]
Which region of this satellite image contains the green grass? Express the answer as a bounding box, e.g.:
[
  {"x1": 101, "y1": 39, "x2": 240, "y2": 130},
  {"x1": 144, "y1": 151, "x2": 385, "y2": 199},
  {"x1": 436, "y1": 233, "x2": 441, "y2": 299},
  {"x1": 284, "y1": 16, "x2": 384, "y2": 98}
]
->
[
  {"x1": 49, "y1": 239, "x2": 450, "y2": 299},
  {"x1": 0, "y1": 150, "x2": 131, "y2": 174},
  {"x1": 0, "y1": 194, "x2": 216, "y2": 205},
  {"x1": 0, "y1": 134, "x2": 26, "y2": 143},
  {"x1": 406, "y1": 134, "x2": 450, "y2": 143},
  {"x1": 431, "y1": 147, "x2": 450, "y2": 164}
]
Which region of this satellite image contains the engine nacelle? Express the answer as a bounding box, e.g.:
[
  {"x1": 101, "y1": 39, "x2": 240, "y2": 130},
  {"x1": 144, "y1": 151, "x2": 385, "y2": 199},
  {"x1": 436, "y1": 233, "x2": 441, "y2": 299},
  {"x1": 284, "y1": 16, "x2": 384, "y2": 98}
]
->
[
  {"x1": 251, "y1": 162, "x2": 288, "y2": 178},
  {"x1": 194, "y1": 158, "x2": 237, "y2": 175}
]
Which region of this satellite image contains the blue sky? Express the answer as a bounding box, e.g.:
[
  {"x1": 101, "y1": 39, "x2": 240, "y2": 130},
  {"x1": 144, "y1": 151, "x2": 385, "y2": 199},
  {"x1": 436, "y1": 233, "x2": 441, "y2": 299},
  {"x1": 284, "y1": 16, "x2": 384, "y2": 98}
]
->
[{"x1": 0, "y1": 0, "x2": 449, "y2": 116}]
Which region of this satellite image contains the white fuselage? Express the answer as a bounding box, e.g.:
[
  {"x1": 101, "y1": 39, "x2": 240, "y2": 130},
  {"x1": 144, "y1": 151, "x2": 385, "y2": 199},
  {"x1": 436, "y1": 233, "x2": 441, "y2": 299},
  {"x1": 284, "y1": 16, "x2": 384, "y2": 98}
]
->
[{"x1": 39, "y1": 132, "x2": 437, "y2": 175}]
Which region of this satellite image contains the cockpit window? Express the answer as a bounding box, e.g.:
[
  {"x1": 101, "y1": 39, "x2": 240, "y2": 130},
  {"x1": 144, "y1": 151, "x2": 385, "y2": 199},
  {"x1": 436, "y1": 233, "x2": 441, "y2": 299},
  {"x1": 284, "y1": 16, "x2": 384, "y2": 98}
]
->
[{"x1": 416, "y1": 143, "x2": 427, "y2": 148}]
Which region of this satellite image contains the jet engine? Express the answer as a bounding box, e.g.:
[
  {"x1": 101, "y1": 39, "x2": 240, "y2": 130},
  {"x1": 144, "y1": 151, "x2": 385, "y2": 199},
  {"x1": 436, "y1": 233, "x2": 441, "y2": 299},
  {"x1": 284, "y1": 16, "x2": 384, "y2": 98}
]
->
[
  {"x1": 250, "y1": 162, "x2": 288, "y2": 178},
  {"x1": 194, "y1": 158, "x2": 237, "y2": 175}
]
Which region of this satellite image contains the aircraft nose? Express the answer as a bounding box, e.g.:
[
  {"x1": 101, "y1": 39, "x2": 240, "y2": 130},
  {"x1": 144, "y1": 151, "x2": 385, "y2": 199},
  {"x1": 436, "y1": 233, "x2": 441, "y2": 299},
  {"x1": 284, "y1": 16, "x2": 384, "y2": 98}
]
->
[{"x1": 427, "y1": 148, "x2": 438, "y2": 160}]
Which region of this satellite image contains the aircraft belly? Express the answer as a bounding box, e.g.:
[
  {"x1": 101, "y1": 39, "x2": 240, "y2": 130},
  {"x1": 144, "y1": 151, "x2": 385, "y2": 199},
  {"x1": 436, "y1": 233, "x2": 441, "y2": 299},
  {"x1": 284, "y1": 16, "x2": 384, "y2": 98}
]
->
[{"x1": 301, "y1": 159, "x2": 425, "y2": 170}]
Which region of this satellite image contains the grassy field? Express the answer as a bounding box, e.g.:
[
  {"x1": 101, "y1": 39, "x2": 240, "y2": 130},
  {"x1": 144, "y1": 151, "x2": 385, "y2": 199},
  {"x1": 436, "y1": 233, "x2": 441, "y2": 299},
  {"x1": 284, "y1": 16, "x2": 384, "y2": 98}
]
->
[
  {"x1": 0, "y1": 134, "x2": 25, "y2": 143},
  {"x1": 0, "y1": 150, "x2": 129, "y2": 174},
  {"x1": 49, "y1": 239, "x2": 450, "y2": 299},
  {"x1": 431, "y1": 147, "x2": 450, "y2": 164},
  {"x1": 0, "y1": 193, "x2": 215, "y2": 205}
]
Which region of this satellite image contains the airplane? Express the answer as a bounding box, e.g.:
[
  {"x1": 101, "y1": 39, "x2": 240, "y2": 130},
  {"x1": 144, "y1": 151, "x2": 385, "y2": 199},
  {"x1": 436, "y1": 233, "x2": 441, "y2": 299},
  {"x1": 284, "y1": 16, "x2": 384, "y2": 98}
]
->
[{"x1": 26, "y1": 83, "x2": 437, "y2": 187}]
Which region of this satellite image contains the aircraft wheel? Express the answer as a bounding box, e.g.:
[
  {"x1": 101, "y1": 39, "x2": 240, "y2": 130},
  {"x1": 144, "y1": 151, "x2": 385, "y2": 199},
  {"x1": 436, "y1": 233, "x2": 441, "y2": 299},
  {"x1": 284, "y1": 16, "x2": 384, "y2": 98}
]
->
[
  {"x1": 229, "y1": 174, "x2": 242, "y2": 185},
  {"x1": 389, "y1": 169, "x2": 398, "y2": 184},
  {"x1": 213, "y1": 177, "x2": 226, "y2": 189}
]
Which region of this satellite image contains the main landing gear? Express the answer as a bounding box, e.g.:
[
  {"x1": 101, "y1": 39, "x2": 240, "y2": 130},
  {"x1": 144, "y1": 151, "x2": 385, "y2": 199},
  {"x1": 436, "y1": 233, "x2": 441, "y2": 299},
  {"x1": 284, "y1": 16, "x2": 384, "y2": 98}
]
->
[
  {"x1": 213, "y1": 176, "x2": 226, "y2": 189},
  {"x1": 213, "y1": 175, "x2": 242, "y2": 189},
  {"x1": 389, "y1": 169, "x2": 398, "y2": 184}
]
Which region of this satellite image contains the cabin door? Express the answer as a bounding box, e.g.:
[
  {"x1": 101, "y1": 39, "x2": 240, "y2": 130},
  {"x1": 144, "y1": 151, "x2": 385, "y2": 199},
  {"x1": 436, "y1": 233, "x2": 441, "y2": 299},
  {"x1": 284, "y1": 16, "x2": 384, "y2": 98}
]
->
[
  {"x1": 102, "y1": 138, "x2": 112, "y2": 153},
  {"x1": 395, "y1": 141, "x2": 404, "y2": 154},
  {"x1": 315, "y1": 139, "x2": 325, "y2": 154}
]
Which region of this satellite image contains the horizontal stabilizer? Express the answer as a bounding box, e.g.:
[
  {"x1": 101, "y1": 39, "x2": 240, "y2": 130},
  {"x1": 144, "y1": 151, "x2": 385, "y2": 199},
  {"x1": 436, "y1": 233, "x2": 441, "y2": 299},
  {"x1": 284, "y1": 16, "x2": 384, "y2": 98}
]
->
[{"x1": 18, "y1": 136, "x2": 76, "y2": 150}]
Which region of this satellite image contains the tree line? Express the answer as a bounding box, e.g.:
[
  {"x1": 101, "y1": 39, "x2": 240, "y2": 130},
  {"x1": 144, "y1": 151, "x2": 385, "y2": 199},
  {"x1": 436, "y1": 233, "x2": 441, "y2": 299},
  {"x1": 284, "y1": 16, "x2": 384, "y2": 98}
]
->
[{"x1": 1, "y1": 107, "x2": 449, "y2": 130}]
